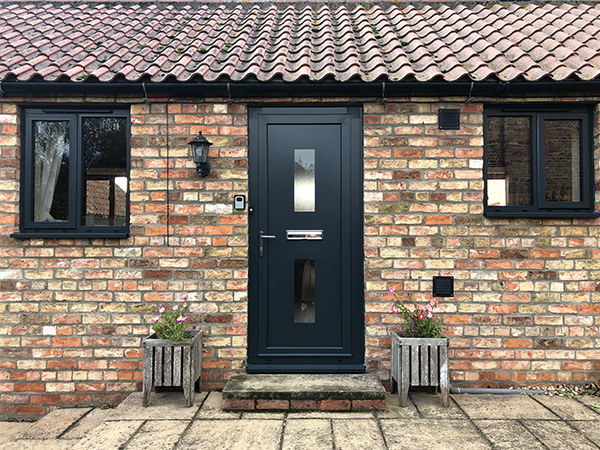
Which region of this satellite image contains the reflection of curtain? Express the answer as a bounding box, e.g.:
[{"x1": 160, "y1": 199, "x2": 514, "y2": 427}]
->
[{"x1": 34, "y1": 122, "x2": 68, "y2": 222}]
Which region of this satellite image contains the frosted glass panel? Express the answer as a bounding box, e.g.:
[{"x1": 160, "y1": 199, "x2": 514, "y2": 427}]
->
[
  {"x1": 294, "y1": 149, "x2": 315, "y2": 212},
  {"x1": 294, "y1": 258, "x2": 315, "y2": 323}
]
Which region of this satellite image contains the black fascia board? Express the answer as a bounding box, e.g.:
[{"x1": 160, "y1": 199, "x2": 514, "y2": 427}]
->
[{"x1": 3, "y1": 80, "x2": 600, "y2": 98}]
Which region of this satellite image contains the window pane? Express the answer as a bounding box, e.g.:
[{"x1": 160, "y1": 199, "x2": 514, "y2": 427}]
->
[
  {"x1": 294, "y1": 258, "x2": 315, "y2": 323},
  {"x1": 294, "y1": 149, "x2": 315, "y2": 212},
  {"x1": 82, "y1": 117, "x2": 127, "y2": 226},
  {"x1": 486, "y1": 116, "x2": 532, "y2": 206},
  {"x1": 545, "y1": 120, "x2": 581, "y2": 203},
  {"x1": 33, "y1": 121, "x2": 70, "y2": 222}
]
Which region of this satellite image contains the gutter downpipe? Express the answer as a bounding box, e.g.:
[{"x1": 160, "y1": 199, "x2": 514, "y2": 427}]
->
[{"x1": 450, "y1": 384, "x2": 546, "y2": 395}]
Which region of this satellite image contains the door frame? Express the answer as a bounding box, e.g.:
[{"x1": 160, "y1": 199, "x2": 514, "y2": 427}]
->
[{"x1": 247, "y1": 106, "x2": 365, "y2": 373}]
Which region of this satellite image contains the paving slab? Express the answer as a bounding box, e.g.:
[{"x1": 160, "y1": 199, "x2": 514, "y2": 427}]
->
[
  {"x1": 533, "y1": 395, "x2": 599, "y2": 421},
  {"x1": 521, "y1": 420, "x2": 599, "y2": 450},
  {"x1": 452, "y1": 394, "x2": 559, "y2": 420},
  {"x1": 126, "y1": 420, "x2": 189, "y2": 450},
  {"x1": 0, "y1": 422, "x2": 31, "y2": 446},
  {"x1": 474, "y1": 420, "x2": 546, "y2": 450},
  {"x1": 333, "y1": 418, "x2": 386, "y2": 450},
  {"x1": 177, "y1": 419, "x2": 282, "y2": 450},
  {"x1": 241, "y1": 412, "x2": 286, "y2": 420},
  {"x1": 381, "y1": 419, "x2": 492, "y2": 450},
  {"x1": 0, "y1": 439, "x2": 77, "y2": 450},
  {"x1": 195, "y1": 392, "x2": 241, "y2": 420},
  {"x1": 568, "y1": 421, "x2": 600, "y2": 447},
  {"x1": 281, "y1": 419, "x2": 332, "y2": 450},
  {"x1": 61, "y1": 407, "x2": 115, "y2": 439},
  {"x1": 108, "y1": 392, "x2": 206, "y2": 421},
  {"x1": 376, "y1": 393, "x2": 420, "y2": 419},
  {"x1": 286, "y1": 411, "x2": 374, "y2": 419},
  {"x1": 410, "y1": 392, "x2": 466, "y2": 419},
  {"x1": 71, "y1": 420, "x2": 144, "y2": 450},
  {"x1": 16, "y1": 408, "x2": 91, "y2": 440},
  {"x1": 575, "y1": 396, "x2": 600, "y2": 416}
]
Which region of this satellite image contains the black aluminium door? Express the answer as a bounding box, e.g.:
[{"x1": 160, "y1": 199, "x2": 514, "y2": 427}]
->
[{"x1": 248, "y1": 107, "x2": 364, "y2": 373}]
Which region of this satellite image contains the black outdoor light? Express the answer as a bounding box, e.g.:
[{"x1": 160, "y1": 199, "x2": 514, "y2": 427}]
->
[{"x1": 189, "y1": 131, "x2": 213, "y2": 178}]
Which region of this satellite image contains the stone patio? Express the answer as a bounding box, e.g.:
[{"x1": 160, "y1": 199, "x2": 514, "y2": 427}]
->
[{"x1": 1, "y1": 391, "x2": 599, "y2": 449}]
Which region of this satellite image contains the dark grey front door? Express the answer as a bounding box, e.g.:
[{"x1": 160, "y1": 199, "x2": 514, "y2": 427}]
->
[{"x1": 248, "y1": 107, "x2": 364, "y2": 373}]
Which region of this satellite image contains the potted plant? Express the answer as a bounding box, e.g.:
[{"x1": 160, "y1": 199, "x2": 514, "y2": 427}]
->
[
  {"x1": 389, "y1": 287, "x2": 449, "y2": 407},
  {"x1": 142, "y1": 294, "x2": 202, "y2": 407}
]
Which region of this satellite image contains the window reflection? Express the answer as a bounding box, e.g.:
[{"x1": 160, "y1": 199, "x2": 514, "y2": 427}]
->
[
  {"x1": 33, "y1": 121, "x2": 70, "y2": 222},
  {"x1": 545, "y1": 120, "x2": 580, "y2": 203},
  {"x1": 294, "y1": 258, "x2": 315, "y2": 323}
]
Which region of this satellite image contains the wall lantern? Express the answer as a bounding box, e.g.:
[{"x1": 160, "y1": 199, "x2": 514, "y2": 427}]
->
[{"x1": 189, "y1": 132, "x2": 213, "y2": 178}]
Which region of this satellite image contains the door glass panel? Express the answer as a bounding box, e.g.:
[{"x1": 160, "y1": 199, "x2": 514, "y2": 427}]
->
[
  {"x1": 486, "y1": 116, "x2": 532, "y2": 206},
  {"x1": 294, "y1": 258, "x2": 315, "y2": 323},
  {"x1": 82, "y1": 117, "x2": 127, "y2": 226},
  {"x1": 33, "y1": 120, "x2": 70, "y2": 222},
  {"x1": 294, "y1": 149, "x2": 315, "y2": 212},
  {"x1": 544, "y1": 119, "x2": 581, "y2": 203}
]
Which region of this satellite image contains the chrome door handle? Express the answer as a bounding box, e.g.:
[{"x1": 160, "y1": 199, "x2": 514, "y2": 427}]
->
[{"x1": 259, "y1": 231, "x2": 276, "y2": 257}]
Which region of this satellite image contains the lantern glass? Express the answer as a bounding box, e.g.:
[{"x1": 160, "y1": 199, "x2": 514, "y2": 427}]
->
[{"x1": 193, "y1": 145, "x2": 208, "y2": 163}]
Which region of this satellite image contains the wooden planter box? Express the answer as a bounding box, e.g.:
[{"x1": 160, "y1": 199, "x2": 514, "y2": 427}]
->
[
  {"x1": 142, "y1": 330, "x2": 203, "y2": 407},
  {"x1": 390, "y1": 332, "x2": 449, "y2": 407}
]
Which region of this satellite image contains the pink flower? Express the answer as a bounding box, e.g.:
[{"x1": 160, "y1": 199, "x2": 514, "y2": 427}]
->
[
  {"x1": 418, "y1": 305, "x2": 427, "y2": 311},
  {"x1": 181, "y1": 294, "x2": 188, "y2": 300},
  {"x1": 173, "y1": 305, "x2": 179, "y2": 311},
  {"x1": 418, "y1": 313, "x2": 424, "y2": 321},
  {"x1": 176, "y1": 316, "x2": 188, "y2": 323},
  {"x1": 427, "y1": 311, "x2": 433, "y2": 319},
  {"x1": 430, "y1": 300, "x2": 437, "y2": 307},
  {"x1": 152, "y1": 317, "x2": 159, "y2": 322},
  {"x1": 392, "y1": 305, "x2": 400, "y2": 314},
  {"x1": 183, "y1": 302, "x2": 187, "y2": 308},
  {"x1": 158, "y1": 307, "x2": 165, "y2": 314},
  {"x1": 388, "y1": 287, "x2": 395, "y2": 293}
]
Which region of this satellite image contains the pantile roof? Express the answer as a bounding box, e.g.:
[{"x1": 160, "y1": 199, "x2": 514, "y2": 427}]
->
[{"x1": 1, "y1": 2, "x2": 600, "y2": 84}]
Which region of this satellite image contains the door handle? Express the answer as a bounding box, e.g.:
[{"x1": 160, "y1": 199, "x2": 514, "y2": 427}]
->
[{"x1": 259, "y1": 231, "x2": 276, "y2": 257}]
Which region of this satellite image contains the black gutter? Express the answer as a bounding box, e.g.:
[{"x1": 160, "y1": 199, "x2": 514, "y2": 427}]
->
[{"x1": 2, "y1": 80, "x2": 600, "y2": 98}]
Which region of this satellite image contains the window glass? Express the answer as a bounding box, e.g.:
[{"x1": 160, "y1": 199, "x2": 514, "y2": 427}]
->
[
  {"x1": 294, "y1": 149, "x2": 315, "y2": 212},
  {"x1": 82, "y1": 117, "x2": 127, "y2": 226},
  {"x1": 294, "y1": 258, "x2": 315, "y2": 323},
  {"x1": 544, "y1": 119, "x2": 581, "y2": 203},
  {"x1": 33, "y1": 120, "x2": 70, "y2": 222},
  {"x1": 486, "y1": 116, "x2": 532, "y2": 207}
]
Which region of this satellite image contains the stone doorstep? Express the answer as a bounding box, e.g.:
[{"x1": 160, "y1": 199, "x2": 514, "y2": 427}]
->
[{"x1": 222, "y1": 374, "x2": 387, "y2": 412}]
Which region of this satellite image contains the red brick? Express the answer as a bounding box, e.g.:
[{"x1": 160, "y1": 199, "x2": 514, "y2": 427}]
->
[
  {"x1": 256, "y1": 399, "x2": 289, "y2": 410},
  {"x1": 352, "y1": 400, "x2": 386, "y2": 411},
  {"x1": 15, "y1": 383, "x2": 44, "y2": 392},
  {"x1": 317, "y1": 400, "x2": 350, "y2": 411},
  {"x1": 16, "y1": 405, "x2": 45, "y2": 415},
  {"x1": 221, "y1": 399, "x2": 255, "y2": 410},
  {"x1": 290, "y1": 400, "x2": 317, "y2": 410}
]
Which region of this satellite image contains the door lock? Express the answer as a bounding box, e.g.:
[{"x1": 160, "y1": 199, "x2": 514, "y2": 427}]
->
[{"x1": 259, "y1": 231, "x2": 276, "y2": 257}]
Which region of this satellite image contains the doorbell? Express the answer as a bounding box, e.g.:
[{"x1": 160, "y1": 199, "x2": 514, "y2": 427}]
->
[{"x1": 234, "y1": 195, "x2": 246, "y2": 210}]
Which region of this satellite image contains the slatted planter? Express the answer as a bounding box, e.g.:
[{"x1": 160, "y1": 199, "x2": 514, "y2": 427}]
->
[
  {"x1": 390, "y1": 332, "x2": 449, "y2": 407},
  {"x1": 142, "y1": 330, "x2": 203, "y2": 407}
]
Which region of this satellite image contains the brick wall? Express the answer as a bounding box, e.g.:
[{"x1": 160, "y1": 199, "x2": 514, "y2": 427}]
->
[
  {"x1": 1, "y1": 93, "x2": 599, "y2": 419},
  {"x1": 363, "y1": 97, "x2": 600, "y2": 387}
]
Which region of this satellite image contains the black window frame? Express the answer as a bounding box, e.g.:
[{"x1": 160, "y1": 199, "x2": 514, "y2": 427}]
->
[
  {"x1": 484, "y1": 105, "x2": 597, "y2": 218},
  {"x1": 13, "y1": 107, "x2": 131, "y2": 238}
]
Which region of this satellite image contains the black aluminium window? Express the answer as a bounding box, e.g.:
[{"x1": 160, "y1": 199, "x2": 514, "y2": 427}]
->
[
  {"x1": 484, "y1": 105, "x2": 596, "y2": 217},
  {"x1": 13, "y1": 108, "x2": 130, "y2": 238}
]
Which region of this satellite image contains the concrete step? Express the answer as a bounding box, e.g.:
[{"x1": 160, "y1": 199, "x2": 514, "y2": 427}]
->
[{"x1": 222, "y1": 374, "x2": 386, "y2": 411}]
